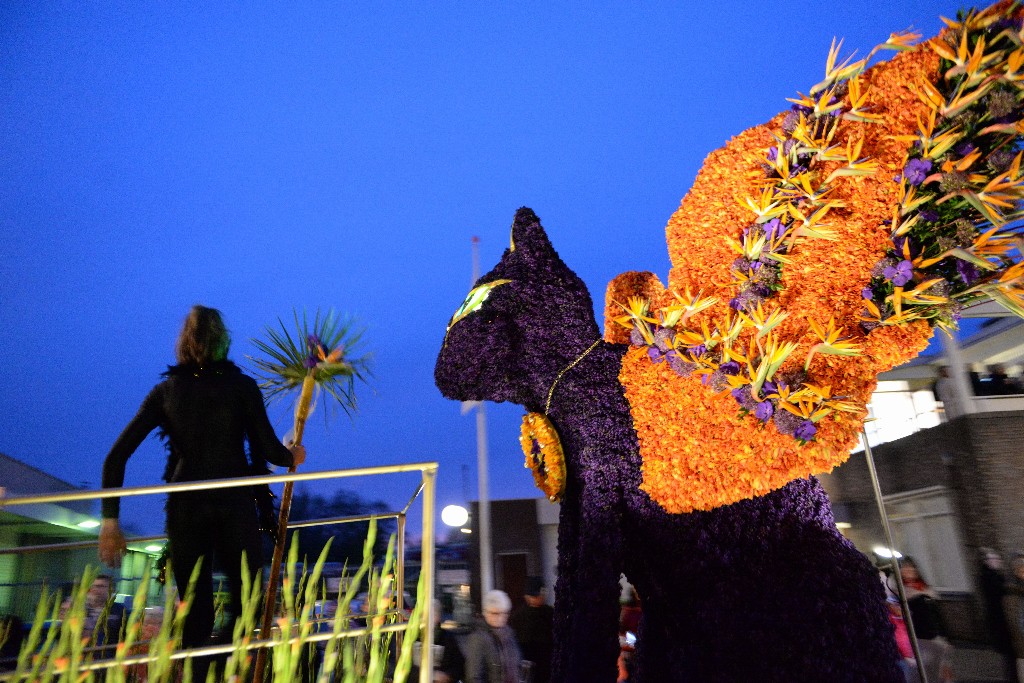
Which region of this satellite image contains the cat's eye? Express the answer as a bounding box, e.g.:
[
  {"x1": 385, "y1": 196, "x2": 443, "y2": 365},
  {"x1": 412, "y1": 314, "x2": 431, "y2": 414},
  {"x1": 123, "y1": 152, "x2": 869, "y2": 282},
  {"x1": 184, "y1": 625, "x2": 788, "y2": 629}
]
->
[{"x1": 448, "y1": 279, "x2": 511, "y2": 330}]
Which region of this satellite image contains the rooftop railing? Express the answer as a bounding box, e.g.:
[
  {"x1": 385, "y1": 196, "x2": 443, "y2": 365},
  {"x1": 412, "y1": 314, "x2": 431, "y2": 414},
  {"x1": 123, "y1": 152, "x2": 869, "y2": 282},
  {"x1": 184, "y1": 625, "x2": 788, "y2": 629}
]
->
[{"x1": 0, "y1": 462, "x2": 438, "y2": 682}]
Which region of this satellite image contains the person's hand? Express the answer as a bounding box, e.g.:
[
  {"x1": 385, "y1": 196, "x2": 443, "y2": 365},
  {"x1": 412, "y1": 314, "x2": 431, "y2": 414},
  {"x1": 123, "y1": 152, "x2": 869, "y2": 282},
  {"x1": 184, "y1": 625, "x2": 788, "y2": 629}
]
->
[
  {"x1": 288, "y1": 442, "x2": 306, "y2": 467},
  {"x1": 98, "y1": 518, "x2": 127, "y2": 568}
]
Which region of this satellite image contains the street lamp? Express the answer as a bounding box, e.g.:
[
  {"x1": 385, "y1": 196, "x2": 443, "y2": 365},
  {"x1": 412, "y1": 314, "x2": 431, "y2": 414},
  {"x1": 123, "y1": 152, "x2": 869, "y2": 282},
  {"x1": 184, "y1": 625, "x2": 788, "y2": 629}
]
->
[{"x1": 442, "y1": 505, "x2": 469, "y2": 528}]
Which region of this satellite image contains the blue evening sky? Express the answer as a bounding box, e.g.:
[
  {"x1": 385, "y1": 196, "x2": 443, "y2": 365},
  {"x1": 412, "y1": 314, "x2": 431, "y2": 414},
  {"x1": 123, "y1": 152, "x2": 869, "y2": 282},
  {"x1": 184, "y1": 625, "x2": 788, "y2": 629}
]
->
[{"x1": 1, "y1": 1, "x2": 961, "y2": 535}]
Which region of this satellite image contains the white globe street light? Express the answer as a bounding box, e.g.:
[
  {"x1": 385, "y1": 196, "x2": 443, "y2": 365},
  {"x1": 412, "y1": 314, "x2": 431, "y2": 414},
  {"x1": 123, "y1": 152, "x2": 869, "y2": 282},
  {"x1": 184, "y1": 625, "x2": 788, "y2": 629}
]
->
[{"x1": 441, "y1": 504, "x2": 469, "y2": 528}]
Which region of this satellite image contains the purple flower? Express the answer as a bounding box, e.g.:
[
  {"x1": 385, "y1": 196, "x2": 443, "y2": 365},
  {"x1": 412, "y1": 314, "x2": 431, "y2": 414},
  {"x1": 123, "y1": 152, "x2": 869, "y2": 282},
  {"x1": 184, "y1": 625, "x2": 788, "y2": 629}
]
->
[
  {"x1": 861, "y1": 286, "x2": 874, "y2": 300},
  {"x1": 794, "y1": 420, "x2": 817, "y2": 441},
  {"x1": 781, "y1": 110, "x2": 801, "y2": 133},
  {"x1": 653, "y1": 327, "x2": 675, "y2": 351},
  {"x1": 954, "y1": 141, "x2": 977, "y2": 157},
  {"x1": 731, "y1": 387, "x2": 757, "y2": 411},
  {"x1": 304, "y1": 356, "x2": 319, "y2": 369},
  {"x1": 956, "y1": 259, "x2": 981, "y2": 286},
  {"x1": 988, "y1": 149, "x2": 1016, "y2": 173},
  {"x1": 902, "y1": 158, "x2": 933, "y2": 186},
  {"x1": 667, "y1": 354, "x2": 696, "y2": 377},
  {"x1": 754, "y1": 400, "x2": 775, "y2": 423},
  {"x1": 892, "y1": 235, "x2": 919, "y2": 259},
  {"x1": 629, "y1": 328, "x2": 646, "y2": 347},
  {"x1": 719, "y1": 361, "x2": 741, "y2": 375},
  {"x1": 883, "y1": 260, "x2": 914, "y2": 287},
  {"x1": 307, "y1": 333, "x2": 323, "y2": 349},
  {"x1": 773, "y1": 409, "x2": 802, "y2": 436},
  {"x1": 763, "y1": 218, "x2": 784, "y2": 241},
  {"x1": 919, "y1": 209, "x2": 939, "y2": 223},
  {"x1": 767, "y1": 146, "x2": 778, "y2": 162},
  {"x1": 688, "y1": 344, "x2": 707, "y2": 358},
  {"x1": 648, "y1": 346, "x2": 678, "y2": 364}
]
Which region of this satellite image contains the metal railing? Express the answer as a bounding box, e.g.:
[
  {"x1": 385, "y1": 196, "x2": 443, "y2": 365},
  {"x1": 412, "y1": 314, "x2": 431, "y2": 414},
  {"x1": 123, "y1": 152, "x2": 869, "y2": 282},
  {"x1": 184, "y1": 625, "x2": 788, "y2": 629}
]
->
[{"x1": 0, "y1": 462, "x2": 438, "y2": 682}]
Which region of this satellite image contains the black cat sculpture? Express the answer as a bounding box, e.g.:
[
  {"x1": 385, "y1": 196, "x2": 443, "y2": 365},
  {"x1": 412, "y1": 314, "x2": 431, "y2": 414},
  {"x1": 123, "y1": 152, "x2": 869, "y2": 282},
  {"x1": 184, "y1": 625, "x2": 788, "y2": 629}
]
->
[{"x1": 435, "y1": 208, "x2": 900, "y2": 683}]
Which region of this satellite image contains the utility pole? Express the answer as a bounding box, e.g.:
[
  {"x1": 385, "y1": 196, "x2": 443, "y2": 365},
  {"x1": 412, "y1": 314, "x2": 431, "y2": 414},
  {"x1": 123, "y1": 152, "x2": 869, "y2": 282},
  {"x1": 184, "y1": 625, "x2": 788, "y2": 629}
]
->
[{"x1": 471, "y1": 235, "x2": 494, "y2": 595}]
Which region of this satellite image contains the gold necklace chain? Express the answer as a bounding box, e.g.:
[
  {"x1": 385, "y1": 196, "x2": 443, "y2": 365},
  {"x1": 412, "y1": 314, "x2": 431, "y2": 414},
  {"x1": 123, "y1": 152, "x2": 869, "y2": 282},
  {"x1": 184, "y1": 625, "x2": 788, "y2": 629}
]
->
[{"x1": 544, "y1": 339, "x2": 601, "y2": 415}]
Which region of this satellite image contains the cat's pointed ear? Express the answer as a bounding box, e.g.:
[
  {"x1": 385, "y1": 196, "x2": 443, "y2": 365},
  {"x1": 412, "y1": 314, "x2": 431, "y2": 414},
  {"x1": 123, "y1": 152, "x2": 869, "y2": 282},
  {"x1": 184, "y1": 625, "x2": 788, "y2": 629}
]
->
[{"x1": 509, "y1": 207, "x2": 556, "y2": 263}]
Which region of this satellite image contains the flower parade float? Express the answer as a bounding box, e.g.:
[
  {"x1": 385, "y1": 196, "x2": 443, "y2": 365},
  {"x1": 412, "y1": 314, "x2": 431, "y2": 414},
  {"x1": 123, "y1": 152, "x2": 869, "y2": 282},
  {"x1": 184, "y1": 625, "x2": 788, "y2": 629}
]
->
[{"x1": 436, "y1": 3, "x2": 1024, "y2": 682}]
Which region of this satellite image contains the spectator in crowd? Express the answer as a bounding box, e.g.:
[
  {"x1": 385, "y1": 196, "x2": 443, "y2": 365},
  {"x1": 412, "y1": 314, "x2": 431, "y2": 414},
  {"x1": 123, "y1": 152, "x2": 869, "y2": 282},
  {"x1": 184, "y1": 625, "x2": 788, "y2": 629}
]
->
[
  {"x1": 1004, "y1": 553, "x2": 1024, "y2": 682},
  {"x1": 882, "y1": 575, "x2": 914, "y2": 682},
  {"x1": 510, "y1": 577, "x2": 554, "y2": 683},
  {"x1": 410, "y1": 599, "x2": 466, "y2": 683},
  {"x1": 985, "y1": 364, "x2": 1016, "y2": 396},
  {"x1": 979, "y1": 548, "x2": 1020, "y2": 683},
  {"x1": 465, "y1": 590, "x2": 522, "y2": 683},
  {"x1": 0, "y1": 615, "x2": 24, "y2": 672},
  {"x1": 59, "y1": 573, "x2": 125, "y2": 651},
  {"x1": 888, "y1": 558, "x2": 952, "y2": 683},
  {"x1": 617, "y1": 586, "x2": 641, "y2": 683}
]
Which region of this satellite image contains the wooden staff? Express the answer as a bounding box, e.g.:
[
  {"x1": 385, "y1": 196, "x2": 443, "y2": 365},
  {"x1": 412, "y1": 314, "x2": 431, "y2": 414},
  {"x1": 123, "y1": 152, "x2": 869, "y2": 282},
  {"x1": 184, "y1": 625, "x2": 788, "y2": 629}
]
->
[{"x1": 253, "y1": 372, "x2": 315, "y2": 682}]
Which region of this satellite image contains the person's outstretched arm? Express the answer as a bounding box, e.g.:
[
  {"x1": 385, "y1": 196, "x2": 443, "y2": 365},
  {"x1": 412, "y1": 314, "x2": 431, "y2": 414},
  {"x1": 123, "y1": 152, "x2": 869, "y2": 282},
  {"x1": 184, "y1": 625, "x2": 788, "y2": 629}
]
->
[{"x1": 99, "y1": 385, "x2": 164, "y2": 566}]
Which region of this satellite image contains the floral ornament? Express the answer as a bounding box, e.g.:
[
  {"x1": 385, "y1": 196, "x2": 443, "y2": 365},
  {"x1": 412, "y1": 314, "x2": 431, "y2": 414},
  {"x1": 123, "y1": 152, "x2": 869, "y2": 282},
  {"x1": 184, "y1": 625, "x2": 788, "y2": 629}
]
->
[
  {"x1": 613, "y1": 5, "x2": 1024, "y2": 513},
  {"x1": 447, "y1": 279, "x2": 512, "y2": 331},
  {"x1": 724, "y1": 33, "x2": 925, "y2": 314},
  {"x1": 251, "y1": 310, "x2": 371, "y2": 425},
  {"x1": 862, "y1": 3, "x2": 1024, "y2": 331},
  {"x1": 615, "y1": 293, "x2": 862, "y2": 451},
  {"x1": 519, "y1": 412, "x2": 567, "y2": 502}
]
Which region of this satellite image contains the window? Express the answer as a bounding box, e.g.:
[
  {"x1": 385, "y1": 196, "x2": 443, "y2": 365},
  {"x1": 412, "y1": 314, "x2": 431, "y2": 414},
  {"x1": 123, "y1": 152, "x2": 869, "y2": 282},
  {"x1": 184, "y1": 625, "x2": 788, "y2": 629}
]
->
[{"x1": 884, "y1": 487, "x2": 972, "y2": 593}]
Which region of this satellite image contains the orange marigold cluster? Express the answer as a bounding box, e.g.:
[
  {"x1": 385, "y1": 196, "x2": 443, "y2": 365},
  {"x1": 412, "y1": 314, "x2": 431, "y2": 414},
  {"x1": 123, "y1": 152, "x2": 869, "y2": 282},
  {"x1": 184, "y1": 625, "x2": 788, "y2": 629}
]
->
[{"x1": 519, "y1": 412, "x2": 567, "y2": 502}]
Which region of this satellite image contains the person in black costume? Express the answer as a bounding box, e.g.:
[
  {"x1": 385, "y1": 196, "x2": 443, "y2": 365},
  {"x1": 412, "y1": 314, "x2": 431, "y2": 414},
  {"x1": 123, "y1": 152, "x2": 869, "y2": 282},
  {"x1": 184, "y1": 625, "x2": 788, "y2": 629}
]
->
[
  {"x1": 510, "y1": 577, "x2": 553, "y2": 683},
  {"x1": 98, "y1": 305, "x2": 304, "y2": 681}
]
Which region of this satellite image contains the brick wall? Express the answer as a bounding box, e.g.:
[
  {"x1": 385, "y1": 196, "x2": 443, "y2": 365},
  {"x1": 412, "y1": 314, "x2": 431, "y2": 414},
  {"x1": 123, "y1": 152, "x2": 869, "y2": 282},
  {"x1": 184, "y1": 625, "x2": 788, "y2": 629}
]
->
[{"x1": 820, "y1": 410, "x2": 1024, "y2": 643}]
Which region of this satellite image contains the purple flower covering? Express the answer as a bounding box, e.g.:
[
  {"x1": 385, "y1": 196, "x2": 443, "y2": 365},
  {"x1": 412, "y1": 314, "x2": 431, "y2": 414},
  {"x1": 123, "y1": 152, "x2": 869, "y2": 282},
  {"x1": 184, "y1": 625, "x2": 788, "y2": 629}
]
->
[
  {"x1": 763, "y1": 217, "x2": 785, "y2": 241},
  {"x1": 754, "y1": 400, "x2": 775, "y2": 422},
  {"x1": 732, "y1": 386, "x2": 757, "y2": 412},
  {"x1": 883, "y1": 259, "x2": 914, "y2": 287},
  {"x1": 795, "y1": 420, "x2": 818, "y2": 441},
  {"x1": 435, "y1": 208, "x2": 901, "y2": 682},
  {"x1": 954, "y1": 140, "x2": 977, "y2": 156},
  {"x1": 719, "y1": 361, "x2": 741, "y2": 375},
  {"x1": 957, "y1": 259, "x2": 982, "y2": 286},
  {"x1": 773, "y1": 408, "x2": 804, "y2": 436},
  {"x1": 902, "y1": 157, "x2": 933, "y2": 185},
  {"x1": 667, "y1": 354, "x2": 696, "y2": 377}
]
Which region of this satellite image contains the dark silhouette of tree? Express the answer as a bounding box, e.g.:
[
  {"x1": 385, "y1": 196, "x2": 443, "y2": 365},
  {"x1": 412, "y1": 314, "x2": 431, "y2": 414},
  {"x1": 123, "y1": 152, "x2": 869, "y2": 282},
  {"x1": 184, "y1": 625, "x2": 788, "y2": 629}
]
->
[{"x1": 285, "y1": 488, "x2": 394, "y2": 565}]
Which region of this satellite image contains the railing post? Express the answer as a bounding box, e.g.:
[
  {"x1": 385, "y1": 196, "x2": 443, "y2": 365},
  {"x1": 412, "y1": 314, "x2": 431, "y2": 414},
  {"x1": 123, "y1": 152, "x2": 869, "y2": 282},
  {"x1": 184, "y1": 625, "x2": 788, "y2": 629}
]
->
[
  {"x1": 862, "y1": 428, "x2": 928, "y2": 683},
  {"x1": 396, "y1": 510, "x2": 406, "y2": 654},
  {"x1": 420, "y1": 466, "x2": 437, "y2": 683}
]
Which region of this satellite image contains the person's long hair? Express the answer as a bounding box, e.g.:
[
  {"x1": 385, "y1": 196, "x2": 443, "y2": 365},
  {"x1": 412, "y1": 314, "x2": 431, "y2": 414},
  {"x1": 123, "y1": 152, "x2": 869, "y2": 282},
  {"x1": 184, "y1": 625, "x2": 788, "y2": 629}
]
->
[{"x1": 175, "y1": 305, "x2": 231, "y2": 365}]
